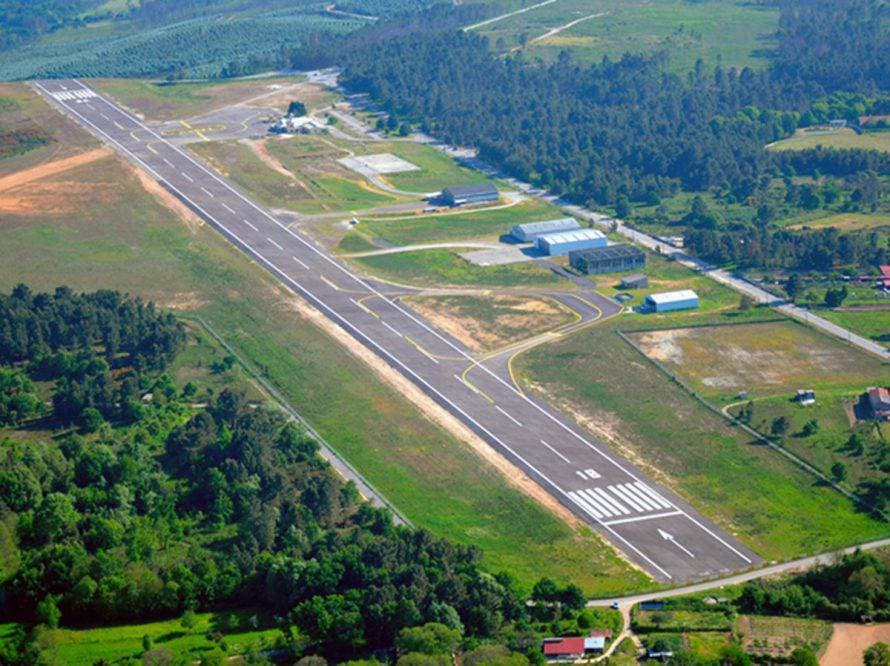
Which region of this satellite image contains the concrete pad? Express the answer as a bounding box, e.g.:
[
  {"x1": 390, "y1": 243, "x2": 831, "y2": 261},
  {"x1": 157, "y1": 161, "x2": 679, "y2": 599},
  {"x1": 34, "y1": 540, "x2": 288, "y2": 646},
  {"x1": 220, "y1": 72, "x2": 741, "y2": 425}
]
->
[
  {"x1": 339, "y1": 153, "x2": 419, "y2": 174},
  {"x1": 461, "y1": 245, "x2": 534, "y2": 266}
]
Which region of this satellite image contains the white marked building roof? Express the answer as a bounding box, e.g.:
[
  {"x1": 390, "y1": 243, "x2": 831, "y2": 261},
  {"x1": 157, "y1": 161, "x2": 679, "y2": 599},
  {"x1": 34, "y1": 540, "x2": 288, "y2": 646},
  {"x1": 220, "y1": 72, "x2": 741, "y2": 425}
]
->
[
  {"x1": 512, "y1": 218, "x2": 580, "y2": 234},
  {"x1": 646, "y1": 289, "x2": 699, "y2": 304}
]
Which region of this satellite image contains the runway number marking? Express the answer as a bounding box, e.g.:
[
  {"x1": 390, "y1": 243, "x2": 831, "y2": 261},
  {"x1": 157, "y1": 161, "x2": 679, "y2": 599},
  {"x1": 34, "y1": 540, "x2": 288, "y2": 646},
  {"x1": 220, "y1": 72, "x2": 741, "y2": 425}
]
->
[{"x1": 576, "y1": 468, "x2": 601, "y2": 480}]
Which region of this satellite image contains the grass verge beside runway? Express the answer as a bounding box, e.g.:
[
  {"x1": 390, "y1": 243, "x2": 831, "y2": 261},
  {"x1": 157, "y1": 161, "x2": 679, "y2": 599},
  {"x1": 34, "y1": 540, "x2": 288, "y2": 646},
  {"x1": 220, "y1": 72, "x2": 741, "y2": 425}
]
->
[
  {"x1": 353, "y1": 248, "x2": 567, "y2": 289},
  {"x1": 516, "y1": 315, "x2": 889, "y2": 561},
  {"x1": 0, "y1": 110, "x2": 651, "y2": 595}
]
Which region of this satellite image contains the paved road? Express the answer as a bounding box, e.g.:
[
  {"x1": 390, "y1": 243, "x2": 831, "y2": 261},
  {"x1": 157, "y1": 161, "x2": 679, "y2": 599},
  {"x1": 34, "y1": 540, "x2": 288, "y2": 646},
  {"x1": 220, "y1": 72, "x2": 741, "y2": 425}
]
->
[{"x1": 35, "y1": 78, "x2": 762, "y2": 584}]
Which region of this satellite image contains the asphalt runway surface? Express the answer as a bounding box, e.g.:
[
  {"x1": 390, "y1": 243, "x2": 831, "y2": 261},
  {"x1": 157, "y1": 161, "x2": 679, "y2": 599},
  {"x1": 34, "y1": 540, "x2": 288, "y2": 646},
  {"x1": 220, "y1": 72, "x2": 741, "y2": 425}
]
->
[{"x1": 35, "y1": 78, "x2": 762, "y2": 584}]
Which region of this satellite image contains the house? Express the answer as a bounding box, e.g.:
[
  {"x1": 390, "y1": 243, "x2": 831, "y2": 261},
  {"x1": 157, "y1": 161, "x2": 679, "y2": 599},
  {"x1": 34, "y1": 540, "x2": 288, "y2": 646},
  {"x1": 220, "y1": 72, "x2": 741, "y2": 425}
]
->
[
  {"x1": 644, "y1": 290, "x2": 699, "y2": 313},
  {"x1": 510, "y1": 218, "x2": 580, "y2": 242},
  {"x1": 868, "y1": 387, "x2": 890, "y2": 421},
  {"x1": 569, "y1": 244, "x2": 646, "y2": 275},
  {"x1": 441, "y1": 182, "x2": 499, "y2": 206},
  {"x1": 542, "y1": 635, "x2": 606, "y2": 661},
  {"x1": 829, "y1": 119, "x2": 848, "y2": 127},
  {"x1": 619, "y1": 273, "x2": 649, "y2": 290},
  {"x1": 880, "y1": 265, "x2": 890, "y2": 290},
  {"x1": 534, "y1": 229, "x2": 607, "y2": 256},
  {"x1": 797, "y1": 389, "x2": 816, "y2": 406}
]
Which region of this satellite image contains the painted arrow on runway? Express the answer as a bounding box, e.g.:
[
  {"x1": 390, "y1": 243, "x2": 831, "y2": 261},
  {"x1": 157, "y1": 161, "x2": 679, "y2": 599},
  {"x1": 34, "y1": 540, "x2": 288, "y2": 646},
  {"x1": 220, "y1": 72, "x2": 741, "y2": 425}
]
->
[{"x1": 659, "y1": 529, "x2": 695, "y2": 558}]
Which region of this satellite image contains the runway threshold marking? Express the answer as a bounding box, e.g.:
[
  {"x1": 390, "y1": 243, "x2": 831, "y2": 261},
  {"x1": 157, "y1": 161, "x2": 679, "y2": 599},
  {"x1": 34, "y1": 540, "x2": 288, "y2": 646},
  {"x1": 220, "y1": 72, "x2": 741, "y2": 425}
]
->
[
  {"x1": 540, "y1": 439, "x2": 570, "y2": 463},
  {"x1": 604, "y1": 511, "x2": 682, "y2": 527},
  {"x1": 350, "y1": 297, "x2": 379, "y2": 318},
  {"x1": 51, "y1": 79, "x2": 755, "y2": 578}
]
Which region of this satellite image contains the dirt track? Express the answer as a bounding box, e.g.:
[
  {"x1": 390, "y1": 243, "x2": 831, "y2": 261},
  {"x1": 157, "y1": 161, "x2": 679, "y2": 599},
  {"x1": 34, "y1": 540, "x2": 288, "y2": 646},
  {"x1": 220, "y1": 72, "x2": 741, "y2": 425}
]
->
[
  {"x1": 0, "y1": 147, "x2": 110, "y2": 192},
  {"x1": 820, "y1": 622, "x2": 890, "y2": 665}
]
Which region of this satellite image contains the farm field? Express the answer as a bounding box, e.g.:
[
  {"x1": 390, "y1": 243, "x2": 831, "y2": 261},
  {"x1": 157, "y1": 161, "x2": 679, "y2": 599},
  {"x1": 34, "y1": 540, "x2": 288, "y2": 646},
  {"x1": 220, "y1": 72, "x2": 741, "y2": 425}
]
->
[
  {"x1": 0, "y1": 85, "x2": 650, "y2": 595},
  {"x1": 768, "y1": 127, "x2": 890, "y2": 153},
  {"x1": 516, "y1": 315, "x2": 890, "y2": 560},
  {"x1": 737, "y1": 615, "x2": 834, "y2": 661},
  {"x1": 190, "y1": 139, "x2": 400, "y2": 214},
  {"x1": 345, "y1": 197, "x2": 565, "y2": 248},
  {"x1": 626, "y1": 320, "x2": 890, "y2": 489},
  {"x1": 92, "y1": 75, "x2": 335, "y2": 121},
  {"x1": 402, "y1": 294, "x2": 578, "y2": 352},
  {"x1": 480, "y1": 0, "x2": 779, "y2": 72},
  {"x1": 353, "y1": 248, "x2": 567, "y2": 289}
]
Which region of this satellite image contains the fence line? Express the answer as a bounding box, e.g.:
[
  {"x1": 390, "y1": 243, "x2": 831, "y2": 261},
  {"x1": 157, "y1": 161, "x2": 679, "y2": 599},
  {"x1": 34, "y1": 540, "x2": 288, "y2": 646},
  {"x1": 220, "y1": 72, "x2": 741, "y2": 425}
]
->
[
  {"x1": 182, "y1": 314, "x2": 412, "y2": 527},
  {"x1": 615, "y1": 329, "x2": 884, "y2": 519}
]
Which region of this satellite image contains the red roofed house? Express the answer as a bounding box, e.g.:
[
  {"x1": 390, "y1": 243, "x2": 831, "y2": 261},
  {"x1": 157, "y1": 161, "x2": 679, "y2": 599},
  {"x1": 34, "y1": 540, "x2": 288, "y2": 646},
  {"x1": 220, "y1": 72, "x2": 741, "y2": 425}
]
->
[
  {"x1": 542, "y1": 634, "x2": 607, "y2": 660},
  {"x1": 868, "y1": 387, "x2": 890, "y2": 421},
  {"x1": 880, "y1": 265, "x2": 890, "y2": 290}
]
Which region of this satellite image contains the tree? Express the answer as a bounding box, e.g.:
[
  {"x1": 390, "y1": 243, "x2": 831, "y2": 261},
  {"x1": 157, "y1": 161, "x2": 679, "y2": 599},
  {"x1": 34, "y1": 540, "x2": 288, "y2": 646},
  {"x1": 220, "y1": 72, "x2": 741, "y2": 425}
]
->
[
  {"x1": 615, "y1": 196, "x2": 631, "y2": 219},
  {"x1": 32, "y1": 493, "x2": 79, "y2": 544},
  {"x1": 36, "y1": 596, "x2": 61, "y2": 629},
  {"x1": 771, "y1": 416, "x2": 790, "y2": 438},
  {"x1": 785, "y1": 274, "x2": 803, "y2": 300},
  {"x1": 142, "y1": 634, "x2": 154, "y2": 653},
  {"x1": 831, "y1": 461, "x2": 847, "y2": 482},
  {"x1": 824, "y1": 285, "x2": 848, "y2": 308},
  {"x1": 790, "y1": 647, "x2": 819, "y2": 666},
  {"x1": 801, "y1": 419, "x2": 819, "y2": 437},
  {"x1": 80, "y1": 407, "x2": 105, "y2": 433},
  {"x1": 739, "y1": 295, "x2": 755, "y2": 311},
  {"x1": 718, "y1": 643, "x2": 751, "y2": 666},
  {"x1": 287, "y1": 101, "x2": 307, "y2": 117},
  {"x1": 864, "y1": 642, "x2": 890, "y2": 666},
  {"x1": 181, "y1": 609, "x2": 197, "y2": 632},
  {"x1": 395, "y1": 623, "x2": 460, "y2": 656}
]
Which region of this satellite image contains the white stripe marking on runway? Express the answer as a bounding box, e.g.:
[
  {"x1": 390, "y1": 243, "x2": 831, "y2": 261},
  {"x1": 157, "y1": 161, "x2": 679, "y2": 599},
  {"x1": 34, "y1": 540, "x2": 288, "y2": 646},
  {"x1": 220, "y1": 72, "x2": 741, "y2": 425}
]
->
[
  {"x1": 222, "y1": 203, "x2": 235, "y2": 213},
  {"x1": 609, "y1": 484, "x2": 648, "y2": 512},
  {"x1": 591, "y1": 487, "x2": 630, "y2": 515},
  {"x1": 291, "y1": 255, "x2": 308, "y2": 269},
  {"x1": 621, "y1": 483, "x2": 661, "y2": 511},
  {"x1": 604, "y1": 511, "x2": 683, "y2": 526},
  {"x1": 634, "y1": 482, "x2": 673, "y2": 509},
  {"x1": 540, "y1": 439, "x2": 570, "y2": 463},
  {"x1": 181, "y1": 172, "x2": 193, "y2": 182},
  {"x1": 495, "y1": 405, "x2": 522, "y2": 427},
  {"x1": 201, "y1": 186, "x2": 214, "y2": 198},
  {"x1": 578, "y1": 489, "x2": 615, "y2": 517},
  {"x1": 584, "y1": 467, "x2": 601, "y2": 479},
  {"x1": 267, "y1": 237, "x2": 283, "y2": 250},
  {"x1": 243, "y1": 219, "x2": 258, "y2": 231},
  {"x1": 568, "y1": 491, "x2": 604, "y2": 519},
  {"x1": 381, "y1": 320, "x2": 403, "y2": 338}
]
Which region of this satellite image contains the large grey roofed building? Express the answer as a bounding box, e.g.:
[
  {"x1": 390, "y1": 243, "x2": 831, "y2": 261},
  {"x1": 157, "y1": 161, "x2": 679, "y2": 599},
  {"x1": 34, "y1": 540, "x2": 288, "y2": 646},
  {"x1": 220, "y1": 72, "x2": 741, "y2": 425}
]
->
[
  {"x1": 535, "y1": 228, "x2": 607, "y2": 256},
  {"x1": 441, "y1": 182, "x2": 499, "y2": 206},
  {"x1": 569, "y1": 244, "x2": 646, "y2": 275},
  {"x1": 645, "y1": 289, "x2": 699, "y2": 312},
  {"x1": 510, "y1": 218, "x2": 580, "y2": 242}
]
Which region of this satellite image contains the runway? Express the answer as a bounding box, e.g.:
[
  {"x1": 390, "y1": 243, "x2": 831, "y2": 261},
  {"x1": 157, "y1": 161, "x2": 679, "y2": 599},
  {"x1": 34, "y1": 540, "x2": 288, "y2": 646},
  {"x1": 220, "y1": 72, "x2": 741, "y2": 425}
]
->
[{"x1": 34, "y1": 78, "x2": 762, "y2": 584}]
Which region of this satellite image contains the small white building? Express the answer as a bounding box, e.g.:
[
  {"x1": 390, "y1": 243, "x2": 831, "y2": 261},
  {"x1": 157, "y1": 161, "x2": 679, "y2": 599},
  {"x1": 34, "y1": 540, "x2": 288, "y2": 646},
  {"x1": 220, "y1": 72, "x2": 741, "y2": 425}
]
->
[{"x1": 645, "y1": 289, "x2": 699, "y2": 312}]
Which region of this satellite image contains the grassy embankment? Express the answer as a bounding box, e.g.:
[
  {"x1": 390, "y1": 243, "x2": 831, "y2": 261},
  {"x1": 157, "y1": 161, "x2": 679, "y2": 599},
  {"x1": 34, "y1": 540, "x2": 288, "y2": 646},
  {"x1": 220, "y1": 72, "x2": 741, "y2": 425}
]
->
[
  {"x1": 0, "y1": 85, "x2": 651, "y2": 596},
  {"x1": 517, "y1": 257, "x2": 889, "y2": 560},
  {"x1": 767, "y1": 127, "x2": 890, "y2": 153},
  {"x1": 482, "y1": 0, "x2": 779, "y2": 72}
]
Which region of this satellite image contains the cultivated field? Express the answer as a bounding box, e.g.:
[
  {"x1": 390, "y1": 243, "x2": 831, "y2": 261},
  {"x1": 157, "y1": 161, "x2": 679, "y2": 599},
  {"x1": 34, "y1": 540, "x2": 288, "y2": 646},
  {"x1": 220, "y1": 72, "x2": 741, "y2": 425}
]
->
[
  {"x1": 403, "y1": 294, "x2": 578, "y2": 352},
  {"x1": 0, "y1": 84, "x2": 650, "y2": 595},
  {"x1": 737, "y1": 615, "x2": 834, "y2": 660},
  {"x1": 768, "y1": 127, "x2": 890, "y2": 153},
  {"x1": 481, "y1": 0, "x2": 779, "y2": 72}
]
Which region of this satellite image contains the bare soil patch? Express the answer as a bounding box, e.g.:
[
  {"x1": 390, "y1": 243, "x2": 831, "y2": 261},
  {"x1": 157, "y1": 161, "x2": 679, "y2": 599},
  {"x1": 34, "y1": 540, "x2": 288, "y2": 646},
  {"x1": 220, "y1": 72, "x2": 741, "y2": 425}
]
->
[
  {"x1": 405, "y1": 294, "x2": 574, "y2": 352},
  {"x1": 244, "y1": 138, "x2": 313, "y2": 194},
  {"x1": 0, "y1": 148, "x2": 110, "y2": 193},
  {"x1": 820, "y1": 622, "x2": 890, "y2": 666}
]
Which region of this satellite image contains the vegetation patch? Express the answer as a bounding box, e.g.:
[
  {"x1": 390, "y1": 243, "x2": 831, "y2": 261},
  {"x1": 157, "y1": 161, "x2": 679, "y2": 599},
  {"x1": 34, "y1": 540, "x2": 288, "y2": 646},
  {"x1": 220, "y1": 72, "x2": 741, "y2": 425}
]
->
[
  {"x1": 737, "y1": 614, "x2": 834, "y2": 660},
  {"x1": 768, "y1": 127, "x2": 890, "y2": 153}
]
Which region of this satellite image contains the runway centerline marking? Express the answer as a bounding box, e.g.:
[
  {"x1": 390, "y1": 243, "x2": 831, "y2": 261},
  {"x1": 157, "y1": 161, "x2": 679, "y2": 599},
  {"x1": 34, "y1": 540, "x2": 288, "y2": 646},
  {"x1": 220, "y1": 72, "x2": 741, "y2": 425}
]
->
[
  {"x1": 540, "y1": 439, "x2": 570, "y2": 463},
  {"x1": 242, "y1": 219, "x2": 258, "y2": 231},
  {"x1": 201, "y1": 186, "x2": 214, "y2": 198},
  {"x1": 350, "y1": 297, "x2": 380, "y2": 318},
  {"x1": 222, "y1": 203, "x2": 235, "y2": 213},
  {"x1": 267, "y1": 237, "x2": 283, "y2": 250},
  {"x1": 495, "y1": 405, "x2": 522, "y2": 427},
  {"x1": 382, "y1": 321, "x2": 403, "y2": 337},
  {"x1": 181, "y1": 172, "x2": 194, "y2": 182},
  {"x1": 292, "y1": 255, "x2": 308, "y2": 269},
  {"x1": 404, "y1": 336, "x2": 439, "y2": 364}
]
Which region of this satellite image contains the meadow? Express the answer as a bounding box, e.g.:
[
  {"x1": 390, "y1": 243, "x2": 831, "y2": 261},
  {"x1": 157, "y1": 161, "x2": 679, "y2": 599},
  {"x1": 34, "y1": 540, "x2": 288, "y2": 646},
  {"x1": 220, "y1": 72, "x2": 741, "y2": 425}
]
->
[
  {"x1": 481, "y1": 0, "x2": 779, "y2": 72},
  {"x1": 0, "y1": 85, "x2": 651, "y2": 596},
  {"x1": 768, "y1": 127, "x2": 890, "y2": 153},
  {"x1": 517, "y1": 311, "x2": 889, "y2": 560}
]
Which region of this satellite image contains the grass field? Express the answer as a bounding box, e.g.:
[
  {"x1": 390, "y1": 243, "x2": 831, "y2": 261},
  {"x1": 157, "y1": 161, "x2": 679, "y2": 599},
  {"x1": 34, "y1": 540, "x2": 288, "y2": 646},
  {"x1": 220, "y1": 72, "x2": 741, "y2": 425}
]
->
[
  {"x1": 787, "y1": 212, "x2": 890, "y2": 232},
  {"x1": 190, "y1": 139, "x2": 398, "y2": 214},
  {"x1": 482, "y1": 0, "x2": 779, "y2": 72},
  {"x1": 516, "y1": 315, "x2": 890, "y2": 560},
  {"x1": 818, "y1": 307, "x2": 890, "y2": 344},
  {"x1": 402, "y1": 294, "x2": 578, "y2": 352},
  {"x1": 92, "y1": 76, "x2": 330, "y2": 121},
  {"x1": 0, "y1": 85, "x2": 650, "y2": 596},
  {"x1": 35, "y1": 610, "x2": 282, "y2": 665},
  {"x1": 347, "y1": 197, "x2": 567, "y2": 247},
  {"x1": 353, "y1": 248, "x2": 568, "y2": 289},
  {"x1": 768, "y1": 128, "x2": 890, "y2": 153},
  {"x1": 626, "y1": 320, "x2": 889, "y2": 489}
]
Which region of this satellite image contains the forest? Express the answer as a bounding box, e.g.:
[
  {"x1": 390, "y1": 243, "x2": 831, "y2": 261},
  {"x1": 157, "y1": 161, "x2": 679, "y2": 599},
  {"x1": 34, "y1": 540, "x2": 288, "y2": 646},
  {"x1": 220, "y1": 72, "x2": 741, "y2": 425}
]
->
[
  {"x1": 338, "y1": 0, "x2": 888, "y2": 273},
  {"x1": 0, "y1": 286, "x2": 618, "y2": 664}
]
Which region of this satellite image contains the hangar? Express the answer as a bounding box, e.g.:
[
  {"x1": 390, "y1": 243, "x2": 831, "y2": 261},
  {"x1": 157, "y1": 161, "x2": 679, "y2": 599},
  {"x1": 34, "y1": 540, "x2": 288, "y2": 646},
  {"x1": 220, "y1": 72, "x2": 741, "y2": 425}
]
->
[
  {"x1": 568, "y1": 244, "x2": 646, "y2": 275},
  {"x1": 441, "y1": 182, "x2": 499, "y2": 206},
  {"x1": 535, "y1": 229, "x2": 606, "y2": 256},
  {"x1": 510, "y1": 218, "x2": 580, "y2": 242},
  {"x1": 645, "y1": 289, "x2": 699, "y2": 312}
]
